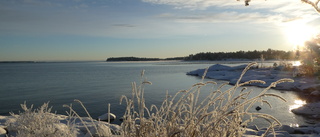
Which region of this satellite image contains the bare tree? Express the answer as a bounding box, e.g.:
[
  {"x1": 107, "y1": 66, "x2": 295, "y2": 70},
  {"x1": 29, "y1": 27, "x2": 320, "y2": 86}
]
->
[
  {"x1": 302, "y1": 0, "x2": 320, "y2": 13},
  {"x1": 240, "y1": 0, "x2": 320, "y2": 13}
]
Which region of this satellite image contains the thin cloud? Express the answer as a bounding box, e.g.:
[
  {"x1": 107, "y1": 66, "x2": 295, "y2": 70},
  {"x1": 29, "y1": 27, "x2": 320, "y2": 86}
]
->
[
  {"x1": 155, "y1": 11, "x2": 290, "y2": 24},
  {"x1": 144, "y1": 0, "x2": 320, "y2": 30},
  {"x1": 142, "y1": 0, "x2": 319, "y2": 20},
  {"x1": 112, "y1": 24, "x2": 136, "y2": 28}
]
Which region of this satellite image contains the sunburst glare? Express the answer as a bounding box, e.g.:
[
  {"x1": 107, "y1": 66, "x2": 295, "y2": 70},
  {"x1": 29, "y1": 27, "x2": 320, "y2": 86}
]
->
[
  {"x1": 283, "y1": 20, "x2": 317, "y2": 49},
  {"x1": 292, "y1": 61, "x2": 301, "y2": 66}
]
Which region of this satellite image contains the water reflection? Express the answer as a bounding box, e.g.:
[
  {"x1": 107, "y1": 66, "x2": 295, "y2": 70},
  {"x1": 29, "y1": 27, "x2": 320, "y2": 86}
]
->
[
  {"x1": 289, "y1": 99, "x2": 306, "y2": 112},
  {"x1": 293, "y1": 61, "x2": 301, "y2": 66},
  {"x1": 290, "y1": 123, "x2": 299, "y2": 127}
]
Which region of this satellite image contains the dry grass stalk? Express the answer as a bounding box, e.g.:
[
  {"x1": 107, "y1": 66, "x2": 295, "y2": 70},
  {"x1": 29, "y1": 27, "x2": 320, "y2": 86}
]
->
[{"x1": 120, "y1": 62, "x2": 293, "y2": 137}]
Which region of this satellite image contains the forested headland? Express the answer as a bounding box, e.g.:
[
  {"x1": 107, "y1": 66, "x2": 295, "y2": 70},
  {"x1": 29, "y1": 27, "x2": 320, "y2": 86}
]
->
[
  {"x1": 106, "y1": 49, "x2": 299, "y2": 61},
  {"x1": 106, "y1": 57, "x2": 184, "y2": 61},
  {"x1": 185, "y1": 49, "x2": 298, "y2": 61}
]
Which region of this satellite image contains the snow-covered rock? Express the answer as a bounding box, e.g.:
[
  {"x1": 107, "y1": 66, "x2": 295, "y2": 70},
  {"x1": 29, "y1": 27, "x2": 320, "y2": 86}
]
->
[
  {"x1": 279, "y1": 125, "x2": 295, "y2": 134},
  {"x1": 291, "y1": 102, "x2": 320, "y2": 115},
  {"x1": 98, "y1": 113, "x2": 116, "y2": 121},
  {"x1": 187, "y1": 63, "x2": 320, "y2": 92},
  {"x1": 294, "y1": 127, "x2": 314, "y2": 134}
]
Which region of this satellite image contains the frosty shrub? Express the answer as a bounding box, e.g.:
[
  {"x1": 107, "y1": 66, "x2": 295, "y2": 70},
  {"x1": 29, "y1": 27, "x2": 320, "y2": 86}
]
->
[
  {"x1": 120, "y1": 62, "x2": 293, "y2": 137},
  {"x1": 6, "y1": 102, "x2": 78, "y2": 137}
]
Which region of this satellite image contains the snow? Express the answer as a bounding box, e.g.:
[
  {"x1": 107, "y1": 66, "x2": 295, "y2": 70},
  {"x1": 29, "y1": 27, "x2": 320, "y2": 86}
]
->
[
  {"x1": 188, "y1": 63, "x2": 320, "y2": 135},
  {"x1": 0, "y1": 114, "x2": 121, "y2": 137},
  {"x1": 2, "y1": 113, "x2": 320, "y2": 137},
  {"x1": 187, "y1": 63, "x2": 320, "y2": 92},
  {"x1": 98, "y1": 113, "x2": 116, "y2": 121}
]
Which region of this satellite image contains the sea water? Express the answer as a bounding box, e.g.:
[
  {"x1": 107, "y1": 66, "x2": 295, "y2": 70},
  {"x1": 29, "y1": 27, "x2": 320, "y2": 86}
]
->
[{"x1": 0, "y1": 61, "x2": 308, "y2": 127}]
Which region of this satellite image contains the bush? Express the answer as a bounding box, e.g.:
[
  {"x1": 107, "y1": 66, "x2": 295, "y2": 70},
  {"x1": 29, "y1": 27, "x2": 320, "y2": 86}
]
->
[{"x1": 6, "y1": 102, "x2": 78, "y2": 137}]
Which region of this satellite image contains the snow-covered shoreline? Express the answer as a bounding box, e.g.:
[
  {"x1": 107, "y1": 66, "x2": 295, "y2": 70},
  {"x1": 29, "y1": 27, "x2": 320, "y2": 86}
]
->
[
  {"x1": 186, "y1": 63, "x2": 320, "y2": 136},
  {"x1": 187, "y1": 63, "x2": 320, "y2": 92}
]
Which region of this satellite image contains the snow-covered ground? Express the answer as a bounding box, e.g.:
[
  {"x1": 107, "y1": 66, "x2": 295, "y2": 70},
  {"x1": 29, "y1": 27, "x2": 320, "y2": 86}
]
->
[
  {"x1": 187, "y1": 63, "x2": 320, "y2": 92},
  {"x1": 187, "y1": 63, "x2": 320, "y2": 136}
]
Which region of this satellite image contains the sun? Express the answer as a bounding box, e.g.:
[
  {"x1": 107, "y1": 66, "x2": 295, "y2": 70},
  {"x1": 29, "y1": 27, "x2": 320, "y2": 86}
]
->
[{"x1": 283, "y1": 20, "x2": 317, "y2": 49}]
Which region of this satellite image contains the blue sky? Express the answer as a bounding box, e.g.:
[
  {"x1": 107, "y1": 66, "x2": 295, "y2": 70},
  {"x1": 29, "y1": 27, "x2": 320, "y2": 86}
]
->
[{"x1": 0, "y1": 0, "x2": 319, "y2": 61}]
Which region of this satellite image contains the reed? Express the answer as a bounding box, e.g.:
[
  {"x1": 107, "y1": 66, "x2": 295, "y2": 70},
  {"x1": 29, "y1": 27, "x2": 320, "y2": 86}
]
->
[{"x1": 119, "y1": 62, "x2": 293, "y2": 137}]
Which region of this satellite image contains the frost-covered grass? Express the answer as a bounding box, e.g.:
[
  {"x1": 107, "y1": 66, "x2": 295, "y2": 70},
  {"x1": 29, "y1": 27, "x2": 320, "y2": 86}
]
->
[
  {"x1": 3, "y1": 62, "x2": 293, "y2": 137},
  {"x1": 5, "y1": 102, "x2": 78, "y2": 137},
  {"x1": 119, "y1": 62, "x2": 293, "y2": 137}
]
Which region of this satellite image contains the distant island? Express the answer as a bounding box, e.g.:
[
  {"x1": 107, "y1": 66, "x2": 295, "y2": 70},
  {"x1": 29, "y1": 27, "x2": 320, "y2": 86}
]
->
[
  {"x1": 0, "y1": 61, "x2": 37, "y2": 63},
  {"x1": 106, "y1": 57, "x2": 184, "y2": 61},
  {"x1": 106, "y1": 49, "x2": 299, "y2": 62}
]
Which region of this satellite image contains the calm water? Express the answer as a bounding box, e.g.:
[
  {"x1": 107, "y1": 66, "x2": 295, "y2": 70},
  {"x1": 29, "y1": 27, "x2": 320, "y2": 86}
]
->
[{"x1": 0, "y1": 61, "x2": 309, "y2": 127}]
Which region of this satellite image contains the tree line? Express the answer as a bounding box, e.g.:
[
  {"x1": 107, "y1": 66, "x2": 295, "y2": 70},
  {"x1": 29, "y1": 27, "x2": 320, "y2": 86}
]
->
[
  {"x1": 106, "y1": 49, "x2": 301, "y2": 61},
  {"x1": 185, "y1": 49, "x2": 298, "y2": 61},
  {"x1": 106, "y1": 57, "x2": 184, "y2": 61}
]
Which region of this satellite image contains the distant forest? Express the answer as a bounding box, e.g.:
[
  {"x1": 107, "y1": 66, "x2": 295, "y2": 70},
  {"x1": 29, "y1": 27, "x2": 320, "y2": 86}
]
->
[
  {"x1": 106, "y1": 57, "x2": 184, "y2": 61},
  {"x1": 185, "y1": 49, "x2": 298, "y2": 61},
  {"x1": 106, "y1": 49, "x2": 299, "y2": 61}
]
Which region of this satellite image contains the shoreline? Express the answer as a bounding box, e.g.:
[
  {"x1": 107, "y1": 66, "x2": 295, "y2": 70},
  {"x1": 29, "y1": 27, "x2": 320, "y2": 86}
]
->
[{"x1": 186, "y1": 63, "x2": 320, "y2": 104}]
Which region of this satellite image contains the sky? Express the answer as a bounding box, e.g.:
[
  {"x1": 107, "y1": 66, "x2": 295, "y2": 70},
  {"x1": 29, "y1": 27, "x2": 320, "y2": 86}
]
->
[{"x1": 0, "y1": 0, "x2": 320, "y2": 61}]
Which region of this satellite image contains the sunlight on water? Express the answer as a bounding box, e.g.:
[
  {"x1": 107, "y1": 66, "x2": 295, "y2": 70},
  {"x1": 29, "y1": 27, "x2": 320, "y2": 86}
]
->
[
  {"x1": 292, "y1": 61, "x2": 301, "y2": 66},
  {"x1": 289, "y1": 99, "x2": 306, "y2": 112},
  {"x1": 290, "y1": 123, "x2": 300, "y2": 128}
]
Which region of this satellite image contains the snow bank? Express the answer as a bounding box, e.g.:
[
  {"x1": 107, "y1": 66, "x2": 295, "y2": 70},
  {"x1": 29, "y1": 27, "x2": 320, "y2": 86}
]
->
[
  {"x1": 187, "y1": 64, "x2": 320, "y2": 92},
  {"x1": 188, "y1": 63, "x2": 320, "y2": 126}
]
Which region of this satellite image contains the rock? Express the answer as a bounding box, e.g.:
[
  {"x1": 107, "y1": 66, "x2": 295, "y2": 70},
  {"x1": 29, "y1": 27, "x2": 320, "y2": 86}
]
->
[
  {"x1": 257, "y1": 130, "x2": 266, "y2": 136},
  {"x1": 314, "y1": 123, "x2": 320, "y2": 127},
  {"x1": 294, "y1": 127, "x2": 313, "y2": 134},
  {"x1": 255, "y1": 106, "x2": 261, "y2": 111},
  {"x1": 279, "y1": 125, "x2": 295, "y2": 134},
  {"x1": 311, "y1": 90, "x2": 320, "y2": 95},
  {"x1": 98, "y1": 113, "x2": 116, "y2": 122},
  {"x1": 275, "y1": 131, "x2": 290, "y2": 137},
  {"x1": 266, "y1": 132, "x2": 289, "y2": 137},
  {"x1": 314, "y1": 127, "x2": 320, "y2": 134},
  {"x1": 119, "y1": 117, "x2": 124, "y2": 121},
  {"x1": 0, "y1": 127, "x2": 6, "y2": 137}
]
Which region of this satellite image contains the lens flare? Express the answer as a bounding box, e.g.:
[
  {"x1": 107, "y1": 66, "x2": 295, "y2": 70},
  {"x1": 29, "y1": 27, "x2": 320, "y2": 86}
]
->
[
  {"x1": 283, "y1": 20, "x2": 317, "y2": 48},
  {"x1": 292, "y1": 61, "x2": 301, "y2": 66}
]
